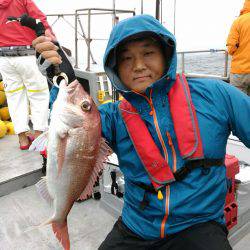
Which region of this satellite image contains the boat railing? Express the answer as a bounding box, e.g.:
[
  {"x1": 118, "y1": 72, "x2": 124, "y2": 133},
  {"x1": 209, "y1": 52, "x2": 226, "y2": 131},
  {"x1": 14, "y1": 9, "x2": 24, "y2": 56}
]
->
[
  {"x1": 47, "y1": 8, "x2": 135, "y2": 71},
  {"x1": 74, "y1": 8, "x2": 135, "y2": 70},
  {"x1": 177, "y1": 49, "x2": 230, "y2": 81},
  {"x1": 46, "y1": 11, "x2": 230, "y2": 82}
]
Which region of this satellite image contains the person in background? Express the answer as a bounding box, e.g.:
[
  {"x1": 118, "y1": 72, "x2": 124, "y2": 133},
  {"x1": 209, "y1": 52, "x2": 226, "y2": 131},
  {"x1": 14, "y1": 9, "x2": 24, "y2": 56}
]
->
[
  {"x1": 0, "y1": 0, "x2": 53, "y2": 149},
  {"x1": 33, "y1": 15, "x2": 250, "y2": 250},
  {"x1": 226, "y1": 0, "x2": 250, "y2": 95}
]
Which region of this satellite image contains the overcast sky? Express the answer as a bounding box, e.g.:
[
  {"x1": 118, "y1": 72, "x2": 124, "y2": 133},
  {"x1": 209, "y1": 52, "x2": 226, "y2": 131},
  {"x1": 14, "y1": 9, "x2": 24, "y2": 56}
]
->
[{"x1": 33, "y1": 0, "x2": 245, "y2": 65}]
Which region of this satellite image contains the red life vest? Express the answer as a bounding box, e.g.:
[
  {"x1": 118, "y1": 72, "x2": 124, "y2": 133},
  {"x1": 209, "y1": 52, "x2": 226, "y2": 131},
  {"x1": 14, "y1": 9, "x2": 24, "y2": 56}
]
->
[{"x1": 119, "y1": 74, "x2": 205, "y2": 190}]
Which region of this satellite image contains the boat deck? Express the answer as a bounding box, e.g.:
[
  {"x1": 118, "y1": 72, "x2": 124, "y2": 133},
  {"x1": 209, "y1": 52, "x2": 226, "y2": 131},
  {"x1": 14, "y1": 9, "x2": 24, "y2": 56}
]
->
[
  {"x1": 0, "y1": 135, "x2": 42, "y2": 197},
  {"x1": 0, "y1": 186, "x2": 115, "y2": 250},
  {"x1": 0, "y1": 135, "x2": 249, "y2": 249},
  {"x1": 0, "y1": 135, "x2": 116, "y2": 249}
]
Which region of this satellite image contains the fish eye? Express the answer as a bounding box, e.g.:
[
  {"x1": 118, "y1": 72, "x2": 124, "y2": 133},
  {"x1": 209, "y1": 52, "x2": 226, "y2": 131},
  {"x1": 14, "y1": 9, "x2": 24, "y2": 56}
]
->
[{"x1": 81, "y1": 100, "x2": 91, "y2": 111}]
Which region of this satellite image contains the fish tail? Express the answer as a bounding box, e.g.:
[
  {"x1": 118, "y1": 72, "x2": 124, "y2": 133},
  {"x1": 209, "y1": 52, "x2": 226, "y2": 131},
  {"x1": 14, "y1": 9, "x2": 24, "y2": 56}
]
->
[
  {"x1": 22, "y1": 218, "x2": 53, "y2": 235},
  {"x1": 52, "y1": 220, "x2": 70, "y2": 250}
]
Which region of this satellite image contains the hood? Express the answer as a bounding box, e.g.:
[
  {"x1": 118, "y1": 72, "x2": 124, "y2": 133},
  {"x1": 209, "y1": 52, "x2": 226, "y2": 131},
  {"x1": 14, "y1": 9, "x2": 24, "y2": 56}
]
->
[
  {"x1": 240, "y1": 0, "x2": 250, "y2": 15},
  {"x1": 103, "y1": 14, "x2": 177, "y2": 96},
  {"x1": 0, "y1": 0, "x2": 12, "y2": 8}
]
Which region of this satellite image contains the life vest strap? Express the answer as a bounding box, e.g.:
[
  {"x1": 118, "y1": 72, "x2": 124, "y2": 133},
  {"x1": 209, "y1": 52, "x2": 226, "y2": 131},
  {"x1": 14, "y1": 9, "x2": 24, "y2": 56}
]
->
[
  {"x1": 131, "y1": 181, "x2": 157, "y2": 193},
  {"x1": 131, "y1": 158, "x2": 224, "y2": 193},
  {"x1": 174, "y1": 158, "x2": 224, "y2": 181},
  {"x1": 131, "y1": 158, "x2": 224, "y2": 210}
]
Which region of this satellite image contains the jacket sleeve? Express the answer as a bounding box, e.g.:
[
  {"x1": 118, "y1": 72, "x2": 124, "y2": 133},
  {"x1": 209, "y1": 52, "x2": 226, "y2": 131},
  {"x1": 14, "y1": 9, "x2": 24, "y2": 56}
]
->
[
  {"x1": 98, "y1": 102, "x2": 117, "y2": 151},
  {"x1": 226, "y1": 19, "x2": 239, "y2": 56},
  {"x1": 25, "y1": 0, "x2": 52, "y2": 32},
  {"x1": 215, "y1": 81, "x2": 250, "y2": 148}
]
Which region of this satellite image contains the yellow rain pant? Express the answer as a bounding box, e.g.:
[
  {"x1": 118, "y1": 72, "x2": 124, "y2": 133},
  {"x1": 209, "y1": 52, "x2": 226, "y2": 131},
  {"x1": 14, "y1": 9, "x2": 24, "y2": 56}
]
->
[{"x1": 0, "y1": 56, "x2": 49, "y2": 134}]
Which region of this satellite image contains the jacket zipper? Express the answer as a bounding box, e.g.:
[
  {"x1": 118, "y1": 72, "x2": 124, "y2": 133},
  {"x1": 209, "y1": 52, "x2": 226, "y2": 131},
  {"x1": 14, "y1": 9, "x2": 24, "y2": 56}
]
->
[
  {"x1": 160, "y1": 185, "x2": 170, "y2": 238},
  {"x1": 144, "y1": 90, "x2": 171, "y2": 238},
  {"x1": 132, "y1": 89, "x2": 172, "y2": 238}
]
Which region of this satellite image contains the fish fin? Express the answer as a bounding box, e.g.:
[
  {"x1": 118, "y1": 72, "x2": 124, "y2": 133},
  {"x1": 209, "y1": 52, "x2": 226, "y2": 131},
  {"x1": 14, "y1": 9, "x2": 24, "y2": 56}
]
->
[
  {"x1": 56, "y1": 123, "x2": 69, "y2": 139},
  {"x1": 29, "y1": 131, "x2": 49, "y2": 151},
  {"x1": 35, "y1": 178, "x2": 53, "y2": 205},
  {"x1": 52, "y1": 220, "x2": 70, "y2": 250},
  {"x1": 78, "y1": 138, "x2": 112, "y2": 200}
]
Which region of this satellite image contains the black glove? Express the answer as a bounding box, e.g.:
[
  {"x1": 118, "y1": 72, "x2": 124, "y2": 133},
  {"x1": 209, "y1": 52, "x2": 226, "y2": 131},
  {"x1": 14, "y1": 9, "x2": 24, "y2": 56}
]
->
[
  {"x1": 19, "y1": 13, "x2": 45, "y2": 37},
  {"x1": 55, "y1": 42, "x2": 76, "y2": 84},
  {"x1": 36, "y1": 42, "x2": 76, "y2": 85}
]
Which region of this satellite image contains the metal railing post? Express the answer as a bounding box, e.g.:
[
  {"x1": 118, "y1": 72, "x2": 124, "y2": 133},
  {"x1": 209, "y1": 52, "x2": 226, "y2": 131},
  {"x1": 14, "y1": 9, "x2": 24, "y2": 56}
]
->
[
  {"x1": 181, "y1": 53, "x2": 185, "y2": 73},
  {"x1": 77, "y1": 17, "x2": 96, "y2": 64},
  {"x1": 74, "y1": 11, "x2": 78, "y2": 68},
  {"x1": 224, "y1": 51, "x2": 229, "y2": 78},
  {"x1": 155, "y1": 0, "x2": 160, "y2": 20},
  {"x1": 112, "y1": 0, "x2": 116, "y2": 27},
  {"x1": 86, "y1": 9, "x2": 91, "y2": 71}
]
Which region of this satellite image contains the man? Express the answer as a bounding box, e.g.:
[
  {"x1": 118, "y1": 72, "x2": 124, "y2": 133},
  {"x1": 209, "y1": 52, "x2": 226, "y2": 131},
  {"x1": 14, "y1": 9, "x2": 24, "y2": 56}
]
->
[
  {"x1": 33, "y1": 15, "x2": 250, "y2": 249},
  {"x1": 0, "y1": 0, "x2": 52, "y2": 149},
  {"x1": 227, "y1": 0, "x2": 250, "y2": 95}
]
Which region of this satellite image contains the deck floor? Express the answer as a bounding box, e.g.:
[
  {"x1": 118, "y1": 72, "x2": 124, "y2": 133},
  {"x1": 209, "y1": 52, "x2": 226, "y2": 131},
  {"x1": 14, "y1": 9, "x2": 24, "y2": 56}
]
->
[
  {"x1": 0, "y1": 185, "x2": 116, "y2": 250},
  {"x1": 0, "y1": 135, "x2": 116, "y2": 249},
  {"x1": 0, "y1": 135, "x2": 249, "y2": 249},
  {"x1": 0, "y1": 135, "x2": 41, "y2": 183}
]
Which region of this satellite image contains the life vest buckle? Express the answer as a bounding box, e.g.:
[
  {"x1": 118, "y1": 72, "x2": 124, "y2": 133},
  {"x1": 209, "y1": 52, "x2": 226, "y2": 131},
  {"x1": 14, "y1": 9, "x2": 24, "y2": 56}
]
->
[
  {"x1": 174, "y1": 158, "x2": 224, "y2": 181},
  {"x1": 173, "y1": 167, "x2": 191, "y2": 181}
]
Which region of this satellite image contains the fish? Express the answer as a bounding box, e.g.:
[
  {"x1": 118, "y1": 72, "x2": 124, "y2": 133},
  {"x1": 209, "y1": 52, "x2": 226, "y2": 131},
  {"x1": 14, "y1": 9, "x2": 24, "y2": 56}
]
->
[{"x1": 31, "y1": 79, "x2": 111, "y2": 250}]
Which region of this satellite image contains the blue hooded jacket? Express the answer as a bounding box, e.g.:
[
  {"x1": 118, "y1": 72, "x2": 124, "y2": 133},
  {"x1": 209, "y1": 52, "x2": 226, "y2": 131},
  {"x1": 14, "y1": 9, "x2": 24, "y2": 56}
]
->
[{"x1": 98, "y1": 14, "x2": 250, "y2": 239}]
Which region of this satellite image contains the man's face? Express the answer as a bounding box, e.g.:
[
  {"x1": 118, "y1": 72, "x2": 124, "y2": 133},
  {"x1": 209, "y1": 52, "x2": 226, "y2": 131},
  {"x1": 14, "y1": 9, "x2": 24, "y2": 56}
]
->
[{"x1": 117, "y1": 38, "x2": 165, "y2": 93}]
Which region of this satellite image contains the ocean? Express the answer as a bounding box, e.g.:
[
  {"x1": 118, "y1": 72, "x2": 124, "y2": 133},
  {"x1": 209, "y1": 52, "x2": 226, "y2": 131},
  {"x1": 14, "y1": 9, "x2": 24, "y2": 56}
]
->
[
  {"x1": 177, "y1": 52, "x2": 230, "y2": 77},
  {"x1": 79, "y1": 50, "x2": 230, "y2": 78},
  {"x1": 74, "y1": 46, "x2": 230, "y2": 78}
]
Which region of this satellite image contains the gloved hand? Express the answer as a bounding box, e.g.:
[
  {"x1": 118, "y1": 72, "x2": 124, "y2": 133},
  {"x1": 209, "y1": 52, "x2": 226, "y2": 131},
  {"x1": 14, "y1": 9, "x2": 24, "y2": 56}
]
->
[
  {"x1": 33, "y1": 30, "x2": 76, "y2": 85},
  {"x1": 19, "y1": 13, "x2": 45, "y2": 37}
]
